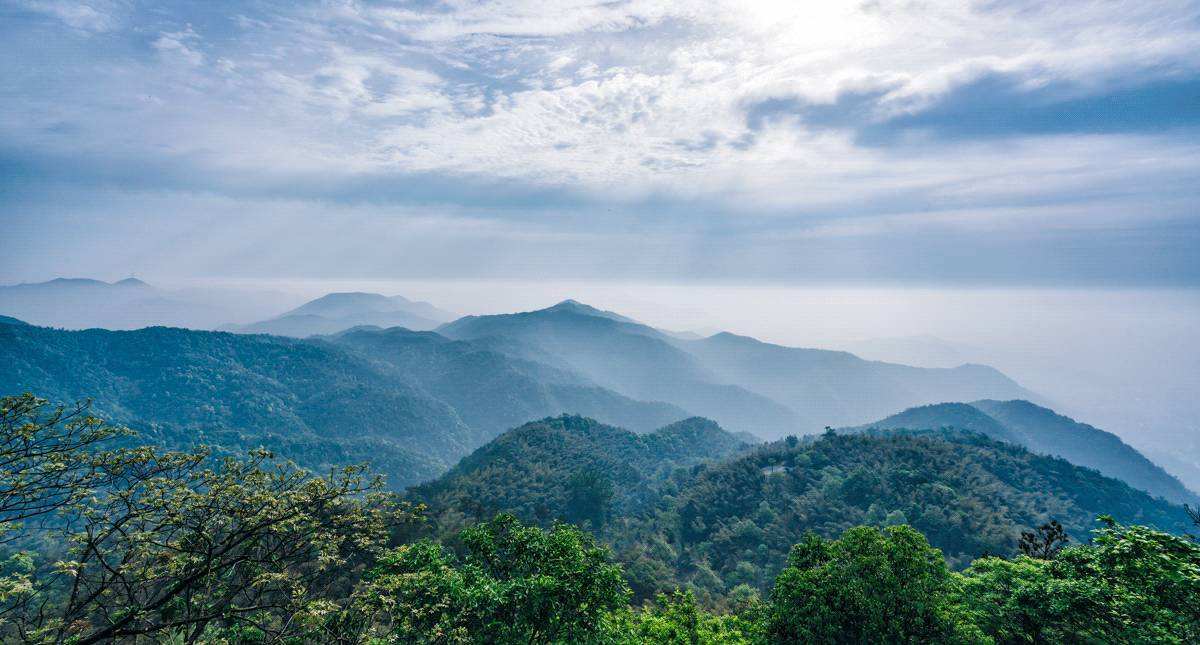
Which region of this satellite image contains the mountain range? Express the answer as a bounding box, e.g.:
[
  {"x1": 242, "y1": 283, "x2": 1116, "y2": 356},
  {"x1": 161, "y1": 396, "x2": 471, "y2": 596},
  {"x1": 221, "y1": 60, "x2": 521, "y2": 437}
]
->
[
  {"x1": 850, "y1": 401, "x2": 1196, "y2": 504},
  {"x1": 408, "y1": 414, "x2": 1196, "y2": 600},
  {"x1": 0, "y1": 277, "x2": 298, "y2": 330},
  {"x1": 1, "y1": 287, "x2": 1193, "y2": 506},
  {"x1": 224, "y1": 291, "x2": 456, "y2": 336},
  {"x1": 437, "y1": 300, "x2": 1039, "y2": 437}
]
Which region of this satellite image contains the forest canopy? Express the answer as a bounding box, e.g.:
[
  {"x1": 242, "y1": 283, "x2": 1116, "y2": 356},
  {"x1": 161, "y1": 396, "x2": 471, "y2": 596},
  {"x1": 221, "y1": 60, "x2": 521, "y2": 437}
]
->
[{"x1": 1, "y1": 394, "x2": 1198, "y2": 643}]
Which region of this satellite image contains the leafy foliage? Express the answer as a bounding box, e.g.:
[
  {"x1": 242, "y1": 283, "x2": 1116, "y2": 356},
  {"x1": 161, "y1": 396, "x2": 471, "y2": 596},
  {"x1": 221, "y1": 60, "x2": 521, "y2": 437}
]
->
[
  {"x1": 350, "y1": 514, "x2": 630, "y2": 643},
  {"x1": 411, "y1": 415, "x2": 748, "y2": 537},
  {"x1": 2, "y1": 393, "x2": 1198, "y2": 643},
  {"x1": 0, "y1": 394, "x2": 411, "y2": 643},
  {"x1": 763, "y1": 525, "x2": 964, "y2": 643},
  {"x1": 954, "y1": 519, "x2": 1200, "y2": 643}
]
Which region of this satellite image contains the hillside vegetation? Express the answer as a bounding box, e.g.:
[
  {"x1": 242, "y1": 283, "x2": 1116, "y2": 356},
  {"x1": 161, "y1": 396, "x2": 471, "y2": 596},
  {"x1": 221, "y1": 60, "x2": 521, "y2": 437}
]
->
[{"x1": 2, "y1": 394, "x2": 1197, "y2": 644}]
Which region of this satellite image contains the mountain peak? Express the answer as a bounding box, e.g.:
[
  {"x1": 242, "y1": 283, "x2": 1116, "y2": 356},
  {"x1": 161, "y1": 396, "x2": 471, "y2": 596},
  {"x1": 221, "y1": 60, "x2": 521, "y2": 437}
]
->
[
  {"x1": 114, "y1": 277, "x2": 151, "y2": 287},
  {"x1": 543, "y1": 299, "x2": 635, "y2": 323}
]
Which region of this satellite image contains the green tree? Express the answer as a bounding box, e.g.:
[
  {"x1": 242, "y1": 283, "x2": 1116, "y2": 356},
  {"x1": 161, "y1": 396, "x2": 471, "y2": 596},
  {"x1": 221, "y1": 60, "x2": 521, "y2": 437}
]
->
[
  {"x1": 953, "y1": 517, "x2": 1200, "y2": 643},
  {"x1": 352, "y1": 513, "x2": 629, "y2": 643},
  {"x1": 764, "y1": 525, "x2": 965, "y2": 644},
  {"x1": 0, "y1": 394, "x2": 406, "y2": 643},
  {"x1": 608, "y1": 589, "x2": 758, "y2": 644}
]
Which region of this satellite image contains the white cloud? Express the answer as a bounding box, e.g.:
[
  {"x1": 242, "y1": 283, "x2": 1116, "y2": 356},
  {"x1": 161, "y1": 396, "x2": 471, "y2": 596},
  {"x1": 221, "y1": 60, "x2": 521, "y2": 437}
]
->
[{"x1": 3, "y1": 0, "x2": 1199, "y2": 228}]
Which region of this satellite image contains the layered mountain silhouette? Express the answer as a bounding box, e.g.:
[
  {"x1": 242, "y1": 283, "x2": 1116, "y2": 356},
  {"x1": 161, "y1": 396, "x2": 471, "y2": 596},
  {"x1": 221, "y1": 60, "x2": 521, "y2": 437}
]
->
[
  {"x1": 226, "y1": 292, "x2": 456, "y2": 337},
  {"x1": 0, "y1": 277, "x2": 294, "y2": 329},
  {"x1": 853, "y1": 401, "x2": 1196, "y2": 503},
  {"x1": 438, "y1": 300, "x2": 1036, "y2": 437},
  {"x1": 0, "y1": 321, "x2": 683, "y2": 487},
  {"x1": 4, "y1": 294, "x2": 1187, "y2": 510}
]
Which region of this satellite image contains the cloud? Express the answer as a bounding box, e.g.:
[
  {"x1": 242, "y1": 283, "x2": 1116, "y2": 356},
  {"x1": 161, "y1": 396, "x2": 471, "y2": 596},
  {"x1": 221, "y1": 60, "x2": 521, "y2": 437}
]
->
[
  {"x1": 12, "y1": 0, "x2": 121, "y2": 32},
  {"x1": 1, "y1": 0, "x2": 1199, "y2": 284}
]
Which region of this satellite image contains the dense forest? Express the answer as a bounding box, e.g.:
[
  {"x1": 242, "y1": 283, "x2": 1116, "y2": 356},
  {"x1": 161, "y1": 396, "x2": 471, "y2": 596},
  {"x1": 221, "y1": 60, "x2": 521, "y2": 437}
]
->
[
  {"x1": 0, "y1": 323, "x2": 683, "y2": 488},
  {"x1": 2, "y1": 394, "x2": 1198, "y2": 643},
  {"x1": 855, "y1": 401, "x2": 1195, "y2": 503}
]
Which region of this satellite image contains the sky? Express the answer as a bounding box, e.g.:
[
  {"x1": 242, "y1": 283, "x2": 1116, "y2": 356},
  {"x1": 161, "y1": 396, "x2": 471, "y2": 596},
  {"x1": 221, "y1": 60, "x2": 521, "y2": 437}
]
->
[{"x1": 1, "y1": 0, "x2": 1199, "y2": 284}]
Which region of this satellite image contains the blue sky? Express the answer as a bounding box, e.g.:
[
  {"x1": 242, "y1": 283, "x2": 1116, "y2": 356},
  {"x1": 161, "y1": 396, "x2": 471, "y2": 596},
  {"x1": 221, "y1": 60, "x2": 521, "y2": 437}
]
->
[{"x1": 1, "y1": 0, "x2": 1198, "y2": 284}]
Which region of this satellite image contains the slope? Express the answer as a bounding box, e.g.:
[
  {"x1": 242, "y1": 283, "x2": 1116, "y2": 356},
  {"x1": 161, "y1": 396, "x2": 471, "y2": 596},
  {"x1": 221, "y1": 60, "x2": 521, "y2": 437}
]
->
[
  {"x1": 438, "y1": 303, "x2": 800, "y2": 437},
  {"x1": 329, "y1": 326, "x2": 688, "y2": 435},
  {"x1": 973, "y1": 399, "x2": 1196, "y2": 504},
  {"x1": 409, "y1": 415, "x2": 749, "y2": 535},
  {"x1": 0, "y1": 323, "x2": 474, "y2": 487},
  {"x1": 680, "y1": 331, "x2": 1039, "y2": 434},
  {"x1": 228, "y1": 292, "x2": 454, "y2": 336}
]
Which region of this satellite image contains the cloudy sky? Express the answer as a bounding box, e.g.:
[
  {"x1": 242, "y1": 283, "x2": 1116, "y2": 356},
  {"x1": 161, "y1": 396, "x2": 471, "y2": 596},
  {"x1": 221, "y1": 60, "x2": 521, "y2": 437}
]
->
[{"x1": 2, "y1": 0, "x2": 1199, "y2": 284}]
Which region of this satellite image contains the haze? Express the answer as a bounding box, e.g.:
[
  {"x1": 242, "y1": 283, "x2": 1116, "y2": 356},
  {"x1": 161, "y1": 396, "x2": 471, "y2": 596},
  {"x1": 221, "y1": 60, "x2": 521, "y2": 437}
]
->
[{"x1": 1, "y1": 3, "x2": 1198, "y2": 481}]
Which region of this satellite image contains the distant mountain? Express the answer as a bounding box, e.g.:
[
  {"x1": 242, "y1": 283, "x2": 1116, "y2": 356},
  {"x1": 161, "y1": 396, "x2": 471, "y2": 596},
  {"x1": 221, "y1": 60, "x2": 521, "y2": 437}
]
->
[
  {"x1": 438, "y1": 302, "x2": 802, "y2": 437},
  {"x1": 328, "y1": 326, "x2": 687, "y2": 435},
  {"x1": 0, "y1": 323, "x2": 690, "y2": 487},
  {"x1": 679, "y1": 331, "x2": 1040, "y2": 434},
  {"x1": 227, "y1": 291, "x2": 455, "y2": 337},
  {"x1": 0, "y1": 277, "x2": 297, "y2": 330},
  {"x1": 973, "y1": 399, "x2": 1197, "y2": 504},
  {"x1": 410, "y1": 415, "x2": 749, "y2": 536},
  {"x1": 844, "y1": 334, "x2": 977, "y2": 368},
  {"x1": 439, "y1": 300, "x2": 1039, "y2": 438},
  {"x1": 0, "y1": 315, "x2": 28, "y2": 326},
  {"x1": 854, "y1": 400, "x2": 1196, "y2": 504}
]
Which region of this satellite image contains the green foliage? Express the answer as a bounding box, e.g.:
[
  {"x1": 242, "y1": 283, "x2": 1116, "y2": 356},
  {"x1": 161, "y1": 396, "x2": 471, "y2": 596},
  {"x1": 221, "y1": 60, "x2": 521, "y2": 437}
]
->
[
  {"x1": 764, "y1": 525, "x2": 965, "y2": 643},
  {"x1": 352, "y1": 514, "x2": 630, "y2": 643},
  {"x1": 607, "y1": 590, "x2": 760, "y2": 644},
  {"x1": 0, "y1": 394, "x2": 410, "y2": 643},
  {"x1": 3, "y1": 393, "x2": 1199, "y2": 643},
  {"x1": 412, "y1": 415, "x2": 747, "y2": 539},
  {"x1": 654, "y1": 431, "x2": 1192, "y2": 596},
  {"x1": 953, "y1": 519, "x2": 1200, "y2": 643}
]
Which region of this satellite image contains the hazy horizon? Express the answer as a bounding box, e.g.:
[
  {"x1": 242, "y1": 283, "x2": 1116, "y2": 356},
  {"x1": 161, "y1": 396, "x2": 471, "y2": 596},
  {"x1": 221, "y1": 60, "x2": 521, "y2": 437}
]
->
[{"x1": 1, "y1": 2, "x2": 1198, "y2": 485}]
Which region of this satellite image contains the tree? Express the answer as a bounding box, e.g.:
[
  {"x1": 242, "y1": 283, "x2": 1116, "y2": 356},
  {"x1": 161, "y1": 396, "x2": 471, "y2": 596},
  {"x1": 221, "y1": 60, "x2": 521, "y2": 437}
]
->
[
  {"x1": 1017, "y1": 520, "x2": 1068, "y2": 559},
  {"x1": 0, "y1": 395, "x2": 407, "y2": 643},
  {"x1": 953, "y1": 517, "x2": 1200, "y2": 643},
  {"x1": 0, "y1": 394, "x2": 128, "y2": 543},
  {"x1": 352, "y1": 513, "x2": 629, "y2": 643},
  {"x1": 608, "y1": 589, "x2": 758, "y2": 644},
  {"x1": 565, "y1": 470, "x2": 614, "y2": 530},
  {"x1": 764, "y1": 525, "x2": 965, "y2": 644}
]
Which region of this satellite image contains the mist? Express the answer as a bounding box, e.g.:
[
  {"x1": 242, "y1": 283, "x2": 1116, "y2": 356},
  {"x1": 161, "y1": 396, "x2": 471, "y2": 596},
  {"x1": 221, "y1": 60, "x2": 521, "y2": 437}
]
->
[{"x1": 141, "y1": 277, "x2": 1196, "y2": 481}]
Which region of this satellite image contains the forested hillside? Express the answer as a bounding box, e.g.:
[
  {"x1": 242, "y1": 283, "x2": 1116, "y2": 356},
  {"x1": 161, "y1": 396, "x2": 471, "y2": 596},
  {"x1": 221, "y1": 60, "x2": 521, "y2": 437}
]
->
[
  {"x1": 412, "y1": 417, "x2": 1194, "y2": 604},
  {"x1": 2, "y1": 394, "x2": 1198, "y2": 643},
  {"x1": 0, "y1": 323, "x2": 685, "y2": 487},
  {"x1": 857, "y1": 401, "x2": 1196, "y2": 503},
  {"x1": 411, "y1": 415, "x2": 748, "y2": 536}
]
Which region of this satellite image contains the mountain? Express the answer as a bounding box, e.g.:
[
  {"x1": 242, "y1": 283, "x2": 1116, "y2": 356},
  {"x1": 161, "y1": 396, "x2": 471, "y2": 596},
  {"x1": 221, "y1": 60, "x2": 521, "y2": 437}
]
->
[
  {"x1": 0, "y1": 315, "x2": 29, "y2": 326},
  {"x1": 679, "y1": 331, "x2": 1039, "y2": 434},
  {"x1": 656, "y1": 430, "x2": 1194, "y2": 594},
  {"x1": 972, "y1": 400, "x2": 1197, "y2": 503},
  {"x1": 439, "y1": 300, "x2": 1039, "y2": 438},
  {"x1": 853, "y1": 401, "x2": 1196, "y2": 504},
  {"x1": 438, "y1": 303, "x2": 802, "y2": 437},
  {"x1": 0, "y1": 277, "x2": 297, "y2": 330},
  {"x1": 407, "y1": 416, "x2": 1194, "y2": 599},
  {"x1": 328, "y1": 326, "x2": 687, "y2": 435},
  {"x1": 410, "y1": 415, "x2": 750, "y2": 536},
  {"x1": 227, "y1": 292, "x2": 456, "y2": 337},
  {"x1": 0, "y1": 323, "x2": 690, "y2": 487},
  {"x1": 0, "y1": 323, "x2": 474, "y2": 487}
]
